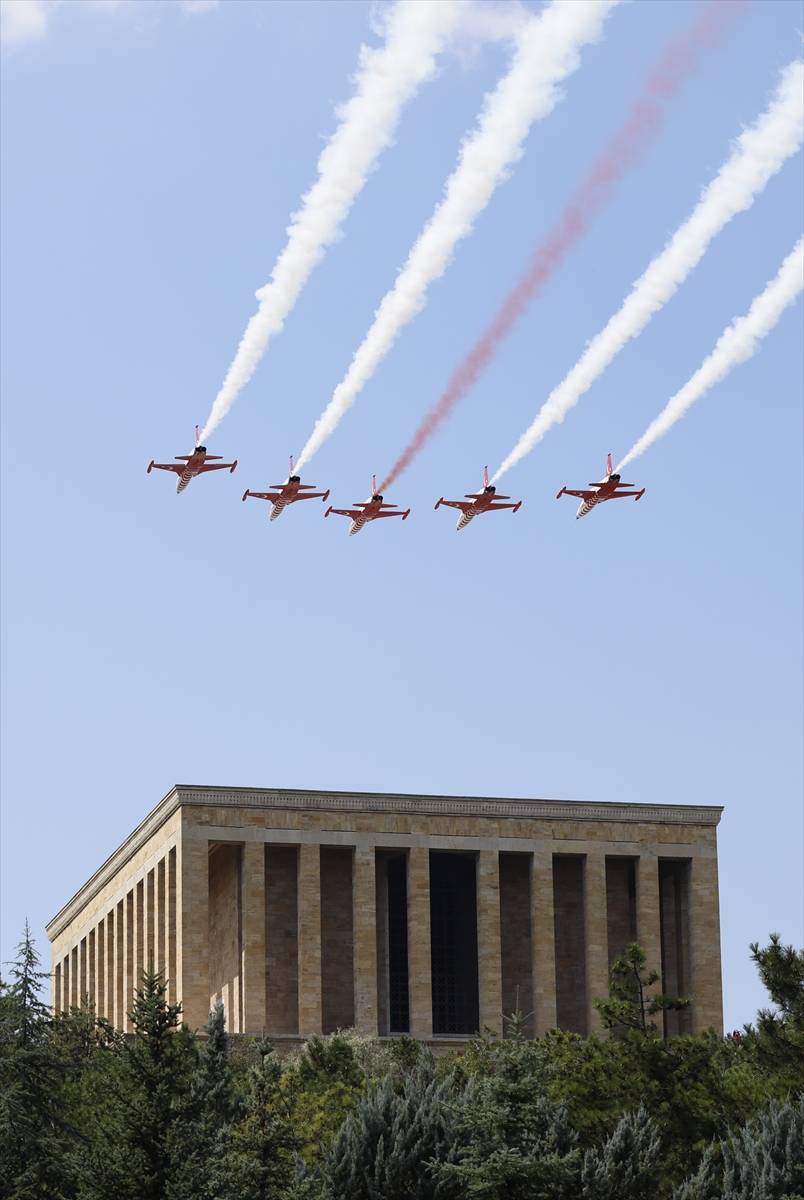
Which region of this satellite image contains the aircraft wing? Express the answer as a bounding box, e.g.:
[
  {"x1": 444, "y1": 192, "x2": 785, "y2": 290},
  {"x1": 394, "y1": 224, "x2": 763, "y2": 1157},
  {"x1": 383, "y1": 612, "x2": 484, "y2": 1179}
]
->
[
  {"x1": 371, "y1": 509, "x2": 407, "y2": 518},
  {"x1": 439, "y1": 499, "x2": 472, "y2": 512},
  {"x1": 199, "y1": 461, "x2": 236, "y2": 473},
  {"x1": 149, "y1": 462, "x2": 183, "y2": 474},
  {"x1": 246, "y1": 491, "x2": 283, "y2": 501},
  {"x1": 562, "y1": 488, "x2": 597, "y2": 500},
  {"x1": 607, "y1": 489, "x2": 644, "y2": 499},
  {"x1": 329, "y1": 507, "x2": 363, "y2": 518}
]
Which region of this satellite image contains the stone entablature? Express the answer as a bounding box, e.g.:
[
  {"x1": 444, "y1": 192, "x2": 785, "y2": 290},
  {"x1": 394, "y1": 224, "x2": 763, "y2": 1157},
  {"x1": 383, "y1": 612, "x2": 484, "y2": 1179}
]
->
[{"x1": 48, "y1": 786, "x2": 724, "y2": 1043}]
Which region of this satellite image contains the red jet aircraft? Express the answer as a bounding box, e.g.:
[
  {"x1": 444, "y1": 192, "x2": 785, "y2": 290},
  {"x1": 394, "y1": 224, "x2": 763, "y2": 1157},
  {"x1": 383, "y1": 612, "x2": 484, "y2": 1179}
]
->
[
  {"x1": 147, "y1": 428, "x2": 237, "y2": 494},
  {"x1": 434, "y1": 466, "x2": 522, "y2": 530},
  {"x1": 325, "y1": 476, "x2": 410, "y2": 536},
  {"x1": 556, "y1": 454, "x2": 645, "y2": 519},
  {"x1": 242, "y1": 457, "x2": 330, "y2": 521}
]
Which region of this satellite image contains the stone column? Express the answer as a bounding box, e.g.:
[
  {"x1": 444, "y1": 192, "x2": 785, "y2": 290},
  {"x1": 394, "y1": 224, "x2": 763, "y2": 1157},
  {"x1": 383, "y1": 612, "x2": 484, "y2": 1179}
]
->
[
  {"x1": 95, "y1": 921, "x2": 105, "y2": 1019},
  {"x1": 353, "y1": 847, "x2": 378, "y2": 1035},
  {"x1": 477, "y1": 850, "x2": 503, "y2": 1035},
  {"x1": 134, "y1": 879, "x2": 145, "y2": 999},
  {"x1": 53, "y1": 962, "x2": 61, "y2": 1014},
  {"x1": 70, "y1": 945, "x2": 79, "y2": 1008},
  {"x1": 155, "y1": 858, "x2": 165, "y2": 981},
  {"x1": 145, "y1": 869, "x2": 155, "y2": 973},
  {"x1": 241, "y1": 842, "x2": 267, "y2": 1034},
  {"x1": 177, "y1": 835, "x2": 210, "y2": 1031},
  {"x1": 297, "y1": 843, "x2": 322, "y2": 1035},
  {"x1": 79, "y1": 937, "x2": 88, "y2": 1005},
  {"x1": 636, "y1": 852, "x2": 663, "y2": 1014},
  {"x1": 105, "y1": 910, "x2": 115, "y2": 1024},
  {"x1": 165, "y1": 847, "x2": 177, "y2": 1005},
  {"x1": 584, "y1": 850, "x2": 609, "y2": 1035},
  {"x1": 115, "y1": 900, "x2": 125, "y2": 1031},
  {"x1": 407, "y1": 847, "x2": 432, "y2": 1039},
  {"x1": 123, "y1": 891, "x2": 134, "y2": 1032},
  {"x1": 531, "y1": 848, "x2": 557, "y2": 1034},
  {"x1": 689, "y1": 852, "x2": 723, "y2": 1033}
]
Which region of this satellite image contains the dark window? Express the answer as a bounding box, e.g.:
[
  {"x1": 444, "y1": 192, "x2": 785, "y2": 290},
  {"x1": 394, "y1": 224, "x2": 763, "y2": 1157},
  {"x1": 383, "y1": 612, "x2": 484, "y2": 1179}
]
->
[{"x1": 430, "y1": 853, "x2": 479, "y2": 1035}]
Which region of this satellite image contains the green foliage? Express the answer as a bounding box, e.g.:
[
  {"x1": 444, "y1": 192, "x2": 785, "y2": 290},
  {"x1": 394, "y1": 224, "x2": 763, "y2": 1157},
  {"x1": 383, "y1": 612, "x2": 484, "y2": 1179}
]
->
[
  {"x1": 435, "y1": 1036, "x2": 581, "y2": 1199},
  {"x1": 1, "y1": 930, "x2": 801, "y2": 1200},
  {"x1": 744, "y1": 934, "x2": 804, "y2": 1091},
  {"x1": 284, "y1": 1033, "x2": 365, "y2": 1164},
  {"x1": 594, "y1": 943, "x2": 691, "y2": 1035},
  {"x1": 721, "y1": 1096, "x2": 804, "y2": 1200},
  {"x1": 326, "y1": 1055, "x2": 460, "y2": 1200},
  {"x1": 0, "y1": 923, "x2": 77, "y2": 1200},
  {"x1": 211, "y1": 1040, "x2": 300, "y2": 1200},
  {"x1": 581, "y1": 1105, "x2": 662, "y2": 1199}
]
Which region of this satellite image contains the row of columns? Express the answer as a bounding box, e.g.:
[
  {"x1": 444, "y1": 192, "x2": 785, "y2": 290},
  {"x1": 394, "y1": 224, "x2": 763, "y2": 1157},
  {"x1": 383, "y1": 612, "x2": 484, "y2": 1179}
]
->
[
  {"x1": 54, "y1": 837, "x2": 721, "y2": 1038},
  {"x1": 54, "y1": 847, "x2": 177, "y2": 1032}
]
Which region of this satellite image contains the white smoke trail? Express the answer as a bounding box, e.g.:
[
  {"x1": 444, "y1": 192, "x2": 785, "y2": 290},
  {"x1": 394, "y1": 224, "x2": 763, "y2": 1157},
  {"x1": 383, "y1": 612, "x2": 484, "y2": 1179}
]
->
[
  {"x1": 199, "y1": 0, "x2": 464, "y2": 443},
  {"x1": 616, "y1": 237, "x2": 803, "y2": 470},
  {"x1": 493, "y1": 59, "x2": 804, "y2": 482},
  {"x1": 293, "y1": 0, "x2": 619, "y2": 473}
]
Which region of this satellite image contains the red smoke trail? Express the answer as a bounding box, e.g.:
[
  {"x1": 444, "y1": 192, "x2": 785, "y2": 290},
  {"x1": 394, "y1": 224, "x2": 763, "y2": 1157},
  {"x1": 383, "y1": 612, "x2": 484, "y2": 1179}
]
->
[{"x1": 378, "y1": 0, "x2": 745, "y2": 493}]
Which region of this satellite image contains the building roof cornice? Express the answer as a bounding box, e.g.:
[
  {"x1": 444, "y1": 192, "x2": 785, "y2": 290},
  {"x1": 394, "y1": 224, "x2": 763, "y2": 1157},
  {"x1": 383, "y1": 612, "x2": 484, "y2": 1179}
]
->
[{"x1": 46, "y1": 784, "x2": 723, "y2": 940}]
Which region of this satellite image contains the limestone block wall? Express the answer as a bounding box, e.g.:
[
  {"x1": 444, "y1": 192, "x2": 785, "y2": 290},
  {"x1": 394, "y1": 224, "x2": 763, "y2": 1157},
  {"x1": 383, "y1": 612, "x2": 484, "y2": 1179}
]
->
[{"x1": 48, "y1": 786, "x2": 724, "y2": 1041}]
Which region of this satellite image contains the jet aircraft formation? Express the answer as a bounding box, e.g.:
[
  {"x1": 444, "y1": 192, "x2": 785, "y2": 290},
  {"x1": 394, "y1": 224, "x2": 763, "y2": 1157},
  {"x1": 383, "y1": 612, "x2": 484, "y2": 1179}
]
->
[{"x1": 147, "y1": 435, "x2": 644, "y2": 533}]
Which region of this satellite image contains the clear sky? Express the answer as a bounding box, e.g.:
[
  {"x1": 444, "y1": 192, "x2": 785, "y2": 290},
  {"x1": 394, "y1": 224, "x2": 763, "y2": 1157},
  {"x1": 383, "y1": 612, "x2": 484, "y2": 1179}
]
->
[{"x1": 1, "y1": 0, "x2": 801, "y2": 1032}]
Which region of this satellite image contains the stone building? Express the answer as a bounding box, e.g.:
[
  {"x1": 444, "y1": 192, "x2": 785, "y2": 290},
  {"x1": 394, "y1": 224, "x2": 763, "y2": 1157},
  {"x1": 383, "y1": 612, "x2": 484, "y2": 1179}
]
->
[{"x1": 47, "y1": 785, "x2": 723, "y2": 1041}]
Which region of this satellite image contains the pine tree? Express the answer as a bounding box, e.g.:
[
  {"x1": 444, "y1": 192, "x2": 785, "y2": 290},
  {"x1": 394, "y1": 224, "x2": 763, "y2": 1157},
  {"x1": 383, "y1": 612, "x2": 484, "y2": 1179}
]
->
[
  {"x1": 0, "y1": 923, "x2": 76, "y2": 1200},
  {"x1": 594, "y1": 943, "x2": 690, "y2": 1036},
  {"x1": 581, "y1": 1104, "x2": 662, "y2": 1199},
  {"x1": 78, "y1": 970, "x2": 198, "y2": 1200},
  {"x1": 745, "y1": 935, "x2": 804, "y2": 1084},
  {"x1": 167, "y1": 1001, "x2": 239, "y2": 1200},
  {"x1": 721, "y1": 1096, "x2": 804, "y2": 1200},
  {"x1": 213, "y1": 1039, "x2": 300, "y2": 1200},
  {"x1": 325, "y1": 1055, "x2": 460, "y2": 1200},
  {"x1": 431, "y1": 1039, "x2": 581, "y2": 1200},
  {"x1": 674, "y1": 1097, "x2": 804, "y2": 1200},
  {"x1": 672, "y1": 1145, "x2": 722, "y2": 1200}
]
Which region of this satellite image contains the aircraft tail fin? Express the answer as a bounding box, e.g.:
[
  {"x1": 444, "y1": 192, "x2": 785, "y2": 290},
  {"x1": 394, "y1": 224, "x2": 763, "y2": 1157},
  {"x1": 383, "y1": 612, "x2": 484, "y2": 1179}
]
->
[
  {"x1": 606, "y1": 452, "x2": 613, "y2": 477},
  {"x1": 483, "y1": 465, "x2": 489, "y2": 488}
]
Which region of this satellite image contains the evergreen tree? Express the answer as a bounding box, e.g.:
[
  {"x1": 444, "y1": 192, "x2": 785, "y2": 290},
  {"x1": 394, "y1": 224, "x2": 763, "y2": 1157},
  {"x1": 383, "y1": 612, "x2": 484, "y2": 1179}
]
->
[
  {"x1": 167, "y1": 1001, "x2": 239, "y2": 1200},
  {"x1": 433, "y1": 1038, "x2": 581, "y2": 1200},
  {"x1": 213, "y1": 1039, "x2": 300, "y2": 1200},
  {"x1": 721, "y1": 1096, "x2": 804, "y2": 1200},
  {"x1": 674, "y1": 1098, "x2": 804, "y2": 1200},
  {"x1": 581, "y1": 1104, "x2": 662, "y2": 1199},
  {"x1": 325, "y1": 1055, "x2": 460, "y2": 1200},
  {"x1": 594, "y1": 944, "x2": 690, "y2": 1036},
  {"x1": 672, "y1": 1145, "x2": 722, "y2": 1200},
  {"x1": 0, "y1": 923, "x2": 76, "y2": 1200},
  {"x1": 78, "y1": 970, "x2": 197, "y2": 1200},
  {"x1": 745, "y1": 935, "x2": 804, "y2": 1087}
]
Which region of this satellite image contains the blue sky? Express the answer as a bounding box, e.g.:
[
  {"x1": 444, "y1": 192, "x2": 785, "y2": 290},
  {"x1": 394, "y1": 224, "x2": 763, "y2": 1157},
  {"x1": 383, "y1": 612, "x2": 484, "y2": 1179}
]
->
[{"x1": 1, "y1": 0, "x2": 801, "y2": 1031}]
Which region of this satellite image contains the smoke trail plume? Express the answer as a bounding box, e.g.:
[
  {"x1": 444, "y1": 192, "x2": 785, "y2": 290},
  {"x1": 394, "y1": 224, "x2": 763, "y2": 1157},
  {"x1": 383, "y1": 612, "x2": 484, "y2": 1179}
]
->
[
  {"x1": 493, "y1": 60, "x2": 803, "y2": 482},
  {"x1": 293, "y1": 0, "x2": 619, "y2": 474},
  {"x1": 198, "y1": 1, "x2": 463, "y2": 443},
  {"x1": 616, "y1": 237, "x2": 803, "y2": 470},
  {"x1": 377, "y1": 0, "x2": 744, "y2": 493}
]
